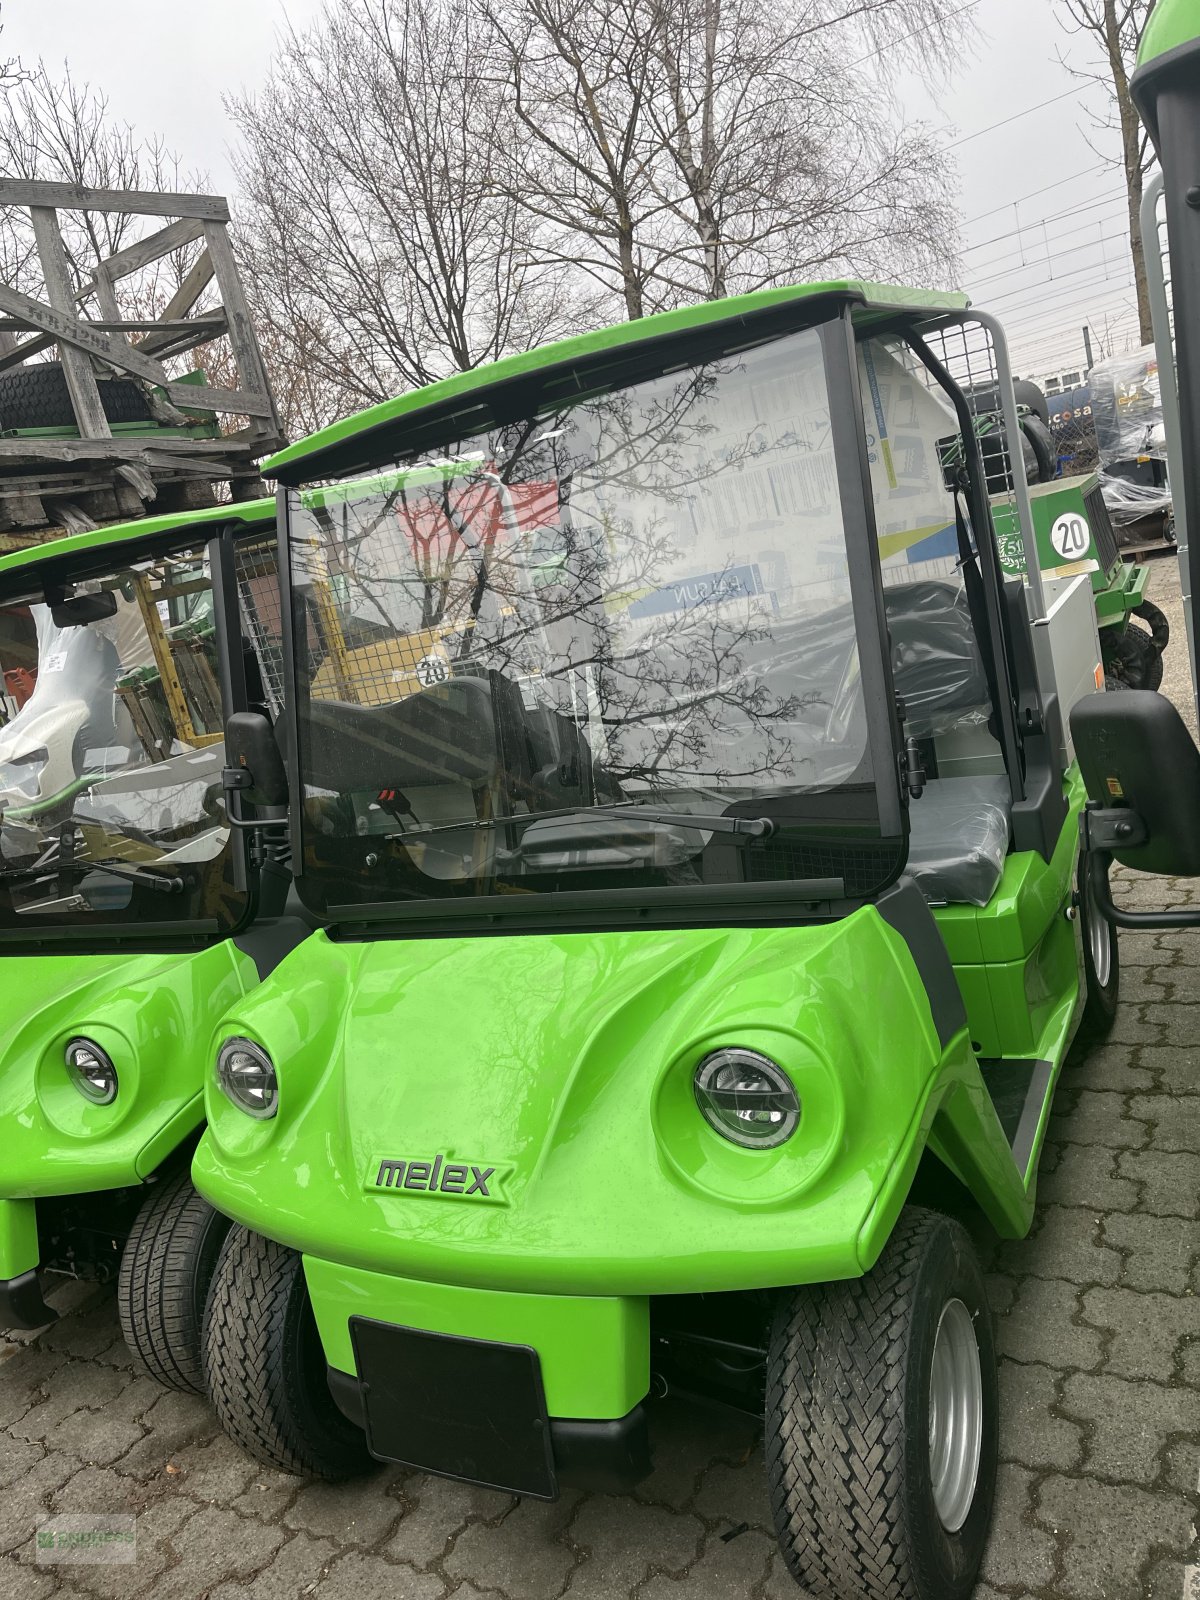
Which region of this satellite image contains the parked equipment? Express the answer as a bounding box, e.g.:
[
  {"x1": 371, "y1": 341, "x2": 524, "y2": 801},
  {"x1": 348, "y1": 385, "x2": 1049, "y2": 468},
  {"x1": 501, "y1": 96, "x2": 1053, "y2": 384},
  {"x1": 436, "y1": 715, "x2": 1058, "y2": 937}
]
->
[
  {"x1": 188, "y1": 282, "x2": 1114, "y2": 1600},
  {"x1": 0, "y1": 499, "x2": 302, "y2": 1396}
]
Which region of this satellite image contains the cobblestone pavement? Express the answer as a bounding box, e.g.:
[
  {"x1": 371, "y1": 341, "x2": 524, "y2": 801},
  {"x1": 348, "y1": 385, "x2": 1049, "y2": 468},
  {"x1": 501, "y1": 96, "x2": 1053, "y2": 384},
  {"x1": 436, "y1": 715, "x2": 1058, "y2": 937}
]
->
[{"x1": 2, "y1": 563, "x2": 1198, "y2": 1600}]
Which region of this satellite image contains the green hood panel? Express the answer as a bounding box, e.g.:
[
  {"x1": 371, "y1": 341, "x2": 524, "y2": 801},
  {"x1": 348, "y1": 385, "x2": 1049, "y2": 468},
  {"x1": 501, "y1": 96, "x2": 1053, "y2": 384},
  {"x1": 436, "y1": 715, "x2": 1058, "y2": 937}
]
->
[
  {"x1": 0, "y1": 942, "x2": 258, "y2": 1198},
  {"x1": 194, "y1": 915, "x2": 973, "y2": 1295}
]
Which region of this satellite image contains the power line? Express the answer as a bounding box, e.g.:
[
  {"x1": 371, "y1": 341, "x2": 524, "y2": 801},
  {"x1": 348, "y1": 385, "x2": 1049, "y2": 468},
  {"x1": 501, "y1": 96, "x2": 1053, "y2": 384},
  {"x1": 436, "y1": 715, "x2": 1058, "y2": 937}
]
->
[
  {"x1": 966, "y1": 206, "x2": 1130, "y2": 287},
  {"x1": 961, "y1": 189, "x2": 1130, "y2": 259},
  {"x1": 961, "y1": 163, "x2": 1108, "y2": 227},
  {"x1": 969, "y1": 243, "x2": 1132, "y2": 305},
  {"x1": 946, "y1": 85, "x2": 1088, "y2": 150}
]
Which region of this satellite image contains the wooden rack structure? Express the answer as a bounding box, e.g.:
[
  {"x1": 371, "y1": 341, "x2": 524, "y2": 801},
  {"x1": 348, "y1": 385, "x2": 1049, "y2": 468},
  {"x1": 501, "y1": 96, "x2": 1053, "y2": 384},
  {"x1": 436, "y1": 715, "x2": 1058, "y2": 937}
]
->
[{"x1": 0, "y1": 180, "x2": 284, "y2": 545}]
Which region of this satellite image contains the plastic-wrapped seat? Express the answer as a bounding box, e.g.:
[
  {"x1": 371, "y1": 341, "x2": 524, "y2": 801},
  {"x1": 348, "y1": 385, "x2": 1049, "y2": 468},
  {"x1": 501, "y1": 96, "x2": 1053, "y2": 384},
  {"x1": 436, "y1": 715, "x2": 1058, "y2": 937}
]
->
[{"x1": 906, "y1": 775, "x2": 1011, "y2": 907}]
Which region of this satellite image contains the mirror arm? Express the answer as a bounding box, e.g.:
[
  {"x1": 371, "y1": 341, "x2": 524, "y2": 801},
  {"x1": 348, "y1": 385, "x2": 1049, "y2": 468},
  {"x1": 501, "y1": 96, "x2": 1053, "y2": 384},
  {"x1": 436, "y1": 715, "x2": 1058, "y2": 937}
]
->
[{"x1": 1082, "y1": 831, "x2": 1200, "y2": 930}]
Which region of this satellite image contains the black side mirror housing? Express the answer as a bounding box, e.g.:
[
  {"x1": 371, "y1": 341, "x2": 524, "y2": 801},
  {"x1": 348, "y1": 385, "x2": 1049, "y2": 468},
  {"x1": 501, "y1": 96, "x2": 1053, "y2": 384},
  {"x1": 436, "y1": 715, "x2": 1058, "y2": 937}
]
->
[
  {"x1": 1072, "y1": 690, "x2": 1200, "y2": 876},
  {"x1": 225, "y1": 711, "x2": 289, "y2": 808}
]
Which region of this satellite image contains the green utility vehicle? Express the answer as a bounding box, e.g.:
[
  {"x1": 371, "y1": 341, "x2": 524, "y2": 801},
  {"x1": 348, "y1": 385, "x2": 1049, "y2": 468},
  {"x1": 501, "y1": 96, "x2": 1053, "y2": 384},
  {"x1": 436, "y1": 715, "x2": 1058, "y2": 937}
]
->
[
  {"x1": 0, "y1": 499, "x2": 299, "y2": 1393},
  {"x1": 193, "y1": 284, "x2": 1113, "y2": 1600}
]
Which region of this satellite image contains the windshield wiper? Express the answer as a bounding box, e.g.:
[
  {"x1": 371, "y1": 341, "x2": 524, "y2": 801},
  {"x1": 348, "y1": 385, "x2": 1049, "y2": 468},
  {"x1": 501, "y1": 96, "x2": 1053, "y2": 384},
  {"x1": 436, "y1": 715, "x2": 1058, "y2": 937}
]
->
[
  {"x1": 0, "y1": 858, "x2": 184, "y2": 896},
  {"x1": 387, "y1": 801, "x2": 775, "y2": 847}
]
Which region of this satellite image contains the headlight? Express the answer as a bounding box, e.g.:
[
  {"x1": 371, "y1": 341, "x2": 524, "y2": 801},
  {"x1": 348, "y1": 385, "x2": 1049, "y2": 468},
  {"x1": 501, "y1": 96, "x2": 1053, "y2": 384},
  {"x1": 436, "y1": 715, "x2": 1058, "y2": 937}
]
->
[
  {"x1": 64, "y1": 1038, "x2": 118, "y2": 1105},
  {"x1": 693, "y1": 1048, "x2": 800, "y2": 1148},
  {"x1": 216, "y1": 1037, "x2": 278, "y2": 1119}
]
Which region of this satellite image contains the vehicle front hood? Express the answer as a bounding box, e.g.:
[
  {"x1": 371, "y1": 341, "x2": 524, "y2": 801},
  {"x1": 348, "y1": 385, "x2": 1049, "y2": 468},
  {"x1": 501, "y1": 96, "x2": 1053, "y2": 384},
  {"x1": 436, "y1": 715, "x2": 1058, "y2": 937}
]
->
[
  {"x1": 196, "y1": 917, "x2": 967, "y2": 1294},
  {"x1": 0, "y1": 942, "x2": 256, "y2": 1198}
]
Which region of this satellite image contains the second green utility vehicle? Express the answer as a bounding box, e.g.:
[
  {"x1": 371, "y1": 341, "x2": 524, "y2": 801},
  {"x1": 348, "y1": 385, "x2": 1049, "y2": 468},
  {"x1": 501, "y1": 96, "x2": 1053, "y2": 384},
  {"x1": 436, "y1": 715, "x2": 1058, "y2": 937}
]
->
[
  {"x1": 194, "y1": 284, "x2": 1112, "y2": 1600},
  {"x1": 0, "y1": 500, "x2": 300, "y2": 1393}
]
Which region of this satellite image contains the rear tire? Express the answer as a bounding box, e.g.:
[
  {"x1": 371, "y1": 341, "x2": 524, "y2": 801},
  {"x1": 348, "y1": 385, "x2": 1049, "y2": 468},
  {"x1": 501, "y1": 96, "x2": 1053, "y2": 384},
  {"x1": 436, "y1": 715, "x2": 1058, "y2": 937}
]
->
[
  {"x1": 1078, "y1": 854, "x2": 1120, "y2": 1038},
  {"x1": 765, "y1": 1208, "x2": 998, "y2": 1600},
  {"x1": 1103, "y1": 618, "x2": 1164, "y2": 690},
  {"x1": 203, "y1": 1225, "x2": 371, "y2": 1479},
  {"x1": 118, "y1": 1170, "x2": 231, "y2": 1395}
]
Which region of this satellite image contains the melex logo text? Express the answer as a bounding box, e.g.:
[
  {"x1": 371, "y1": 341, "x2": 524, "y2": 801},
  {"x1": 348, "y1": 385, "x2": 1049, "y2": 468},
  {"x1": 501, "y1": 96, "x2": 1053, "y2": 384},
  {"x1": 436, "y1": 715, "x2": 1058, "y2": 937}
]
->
[{"x1": 368, "y1": 1154, "x2": 510, "y2": 1203}]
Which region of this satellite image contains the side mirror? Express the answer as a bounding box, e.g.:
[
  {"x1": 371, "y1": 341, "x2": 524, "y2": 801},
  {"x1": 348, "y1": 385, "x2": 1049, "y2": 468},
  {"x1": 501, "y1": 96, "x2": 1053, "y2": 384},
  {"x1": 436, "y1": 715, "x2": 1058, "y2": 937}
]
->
[
  {"x1": 1071, "y1": 691, "x2": 1200, "y2": 875},
  {"x1": 47, "y1": 589, "x2": 119, "y2": 628},
  {"x1": 1070, "y1": 690, "x2": 1200, "y2": 932},
  {"x1": 225, "y1": 711, "x2": 288, "y2": 808}
]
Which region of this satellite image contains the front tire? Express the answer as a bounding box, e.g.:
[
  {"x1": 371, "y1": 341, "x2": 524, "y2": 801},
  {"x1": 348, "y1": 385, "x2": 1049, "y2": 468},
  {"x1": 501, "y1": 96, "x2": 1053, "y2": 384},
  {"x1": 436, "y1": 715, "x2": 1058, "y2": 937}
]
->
[
  {"x1": 203, "y1": 1226, "x2": 371, "y2": 1479},
  {"x1": 765, "y1": 1208, "x2": 998, "y2": 1600},
  {"x1": 118, "y1": 1170, "x2": 231, "y2": 1394}
]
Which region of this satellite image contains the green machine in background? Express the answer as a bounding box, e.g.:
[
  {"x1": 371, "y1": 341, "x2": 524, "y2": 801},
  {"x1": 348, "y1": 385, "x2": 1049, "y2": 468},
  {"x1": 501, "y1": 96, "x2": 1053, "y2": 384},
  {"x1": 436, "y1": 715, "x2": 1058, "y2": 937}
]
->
[
  {"x1": 0, "y1": 499, "x2": 300, "y2": 1394},
  {"x1": 991, "y1": 472, "x2": 1165, "y2": 689},
  {"x1": 190, "y1": 281, "x2": 1117, "y2": 1600}
]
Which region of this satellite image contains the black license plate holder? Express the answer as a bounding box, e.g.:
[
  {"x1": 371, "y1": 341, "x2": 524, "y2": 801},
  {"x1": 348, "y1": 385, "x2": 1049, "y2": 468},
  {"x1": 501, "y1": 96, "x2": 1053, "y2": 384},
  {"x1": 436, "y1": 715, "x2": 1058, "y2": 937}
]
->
[{"x1": 349, "y1": 1317, "x2": 557, "y2": 1499}]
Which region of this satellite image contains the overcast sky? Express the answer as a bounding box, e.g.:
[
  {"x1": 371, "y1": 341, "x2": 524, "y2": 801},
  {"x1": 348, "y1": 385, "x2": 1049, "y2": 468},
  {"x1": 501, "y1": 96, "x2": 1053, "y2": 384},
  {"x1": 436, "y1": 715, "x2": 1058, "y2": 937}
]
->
[{"x1": 5, "y1": 0, "x2": 1140, "y2": 383}]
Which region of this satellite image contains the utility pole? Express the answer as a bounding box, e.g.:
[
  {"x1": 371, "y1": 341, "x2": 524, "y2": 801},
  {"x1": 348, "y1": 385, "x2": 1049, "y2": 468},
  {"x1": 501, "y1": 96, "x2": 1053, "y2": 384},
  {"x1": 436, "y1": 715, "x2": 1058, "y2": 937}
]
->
[{"x1": 1083, "y1": 325, "x2": 1095, "y2": 372}]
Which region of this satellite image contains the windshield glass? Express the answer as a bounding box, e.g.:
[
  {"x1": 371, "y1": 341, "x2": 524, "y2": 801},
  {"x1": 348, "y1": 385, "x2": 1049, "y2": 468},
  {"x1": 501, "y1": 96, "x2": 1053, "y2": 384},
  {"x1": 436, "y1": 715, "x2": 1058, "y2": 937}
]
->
[
  {"x1": 0, "y1": 531, "x2": 279, "y2": 937},
  {"x1": 287, "y1": 322, "x2": 900, "y2": 914}
]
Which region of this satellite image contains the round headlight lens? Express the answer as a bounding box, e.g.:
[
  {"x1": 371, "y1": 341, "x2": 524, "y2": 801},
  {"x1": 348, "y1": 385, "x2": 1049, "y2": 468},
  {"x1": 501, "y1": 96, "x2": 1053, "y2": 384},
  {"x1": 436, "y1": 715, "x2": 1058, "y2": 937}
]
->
[
  {"x1": 64, "y1": 1038, "x2": 118, "y2": 1105},
  {"x1": 217, "y1": 1037, "x2": 278, "y2": 1119},
  {"x1": 693, "y1": 1048, "x2": 800, "y2": 1148}
]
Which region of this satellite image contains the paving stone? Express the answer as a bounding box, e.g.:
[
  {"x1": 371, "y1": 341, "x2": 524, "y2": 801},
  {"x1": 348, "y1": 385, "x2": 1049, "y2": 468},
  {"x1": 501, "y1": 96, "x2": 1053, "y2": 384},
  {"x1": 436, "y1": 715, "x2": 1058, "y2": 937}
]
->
[
  {"x1": 281, "y1": 1468, "x2": 403, "y2": 1546},
  {"x1": 444, "y1": 1491, "x2": 581, "y2": 1599},
  {"x1": 204, "y1": 1529, "x2": 339, "y2": 1600},
  {"x1": 1181, "y1": 1341, "x2": 1200, "y2": 1388},
  {"x1": 1164, "y1": 1436, "x2": 1200, "y2": 1498},
  {"x1": 132, "y1": 1502, "x2": 286, "y2": 1600},
  {"x1": 979, "y1": 1463, "x2": 1057, "y2": 1591},
  {"x1": 11, "y1": 1363, "x2": 133, "y2": 1448},
  {"x1": 0, "y1": 1450, "x2": 86, "y2": 1556},
  {"x1": 1061, "y1": 1043, "x2": 1155, "y2": 1093},
  {"x1": 1116, "y1": 1146, "x2": 1200, "y2": 1218},
  {"x1": 379, "y1": 1476, "x2": 512, "y2": 1569},
  {"x1": 1106, "y1": 1008, "x2": 1168, "y2": 1046},
  {"x1": 1037, "y1": 1141, "x2": 1138, "y2": 1212},
  {"x1": 993, "y1": 1204, "x2": 1120, "y2": 1286},
  {"x1": 56, "y1": 1497, "x2": 199, "y2": 1600},
  {"x1": 0, "y1": 1346, "x2": 70, "y2": 1428},
  {"x1": 1036, "y1": 1475, "x2": 1195, "y2": 1600},
  {"x1": 0, "y1": 1553, "x2": 58, "y2": 1600},
  {"x1": 1060, "y1": 1372, "x2": 1200, "y2": 1486},
  {"x1": 1048, "y1": 1089, "x2": 1149, "y2": 1149},
  {"x1": 995, "y1": 1276, "x2": 1103, "y2": 1371},
  {"x1": 108, "y1": 1388, "x2": 217, "y2": 1481},
  {"x1": 146, "y1": 1428, "x2": 259, "y2": 1507},
  {"x1": 306, "y1": 1549, "x2": 445, "y2": 1599},
  {"x1": 640, "y1": 1526, "x2": 775, "y2": 1599},
  {"x1": 0, "y1": 1436, "x2": 54, "y2": 1492},
  {"x1": 1103, "y1": 1210, "x2": 1199, "y2": 1294},
  {"x1": 561, "y1": 1497, "x2": 704, "y2": 1598},
  {"x1": 1149, "y1": 1560, "x2": 1200, "y2": 1600},
  {"x1": 1116, "y1": 932, "x2": 1171, "y2": 966},
  {"x1": 1130, "y1": 1091, "x2": 1200, "y2": 1153},
  {"x1": 691, "y1": 1450, "x2": 773, "y2": 1533},
  {"x1": 1082, "y1": 1287, "x2": 1200, "y2": 1382},
  {"x1": 1137, "y1": 1045, "x2": 1200, "y2": 1093},
  {"x1": 997, "y1": 1360, "x2": 1083, "y2": 1472},
  {"x1": 636, "y1": 1397, "x2": 759, "y2": 1511}
]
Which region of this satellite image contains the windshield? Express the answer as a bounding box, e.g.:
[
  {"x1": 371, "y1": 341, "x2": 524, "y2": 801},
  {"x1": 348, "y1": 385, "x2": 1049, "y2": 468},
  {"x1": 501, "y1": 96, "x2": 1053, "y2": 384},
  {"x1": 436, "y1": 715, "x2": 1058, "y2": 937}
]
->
[
  {"x1": 287, "y1": 321, "x2": 903, "y2": 916},
  {"x1": 0, "y1": 531, "x2": 279, "y2": 939}
]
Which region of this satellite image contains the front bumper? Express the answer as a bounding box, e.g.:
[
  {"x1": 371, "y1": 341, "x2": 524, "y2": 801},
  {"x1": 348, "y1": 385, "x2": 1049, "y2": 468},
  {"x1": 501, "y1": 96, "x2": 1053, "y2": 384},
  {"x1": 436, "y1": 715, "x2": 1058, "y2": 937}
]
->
[
  {"x1": 327, "y1": 1366, "x2": 650, "y2": 1495},
  {"x1": 304, "y1": 1253, "x2": 652, "y2": 1496}
]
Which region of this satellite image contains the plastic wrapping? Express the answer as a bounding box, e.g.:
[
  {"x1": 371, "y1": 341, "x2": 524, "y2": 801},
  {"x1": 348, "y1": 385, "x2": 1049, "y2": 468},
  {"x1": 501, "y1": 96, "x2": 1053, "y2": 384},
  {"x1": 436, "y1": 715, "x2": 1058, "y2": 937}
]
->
[
  {"x1": 884, "y1": 580, "x2": 992, "y2": 737},
  {"x1": 906, "y1": 775, "x2": 1011, "y2": 907},
  {"x1": 1088, "y1": 346, "x2": 1172, "y2": 524}
]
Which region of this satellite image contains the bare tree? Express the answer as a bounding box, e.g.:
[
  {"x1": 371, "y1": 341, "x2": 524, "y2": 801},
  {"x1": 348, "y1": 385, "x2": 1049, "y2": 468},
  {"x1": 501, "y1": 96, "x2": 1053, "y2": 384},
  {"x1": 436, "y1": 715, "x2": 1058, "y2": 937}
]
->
[
  {"x1": 228, "y1": 0, "x2": 587, "y2": 434},
  {"x1": 0, "y1": 65, "x2": 206, "y2": 309},
  {"x1": 1057, "y1": 0, "x2": 1157, "y2": 344},
  {"x1": 480, "y1": 0, "x2": 973, "y2": 318}
]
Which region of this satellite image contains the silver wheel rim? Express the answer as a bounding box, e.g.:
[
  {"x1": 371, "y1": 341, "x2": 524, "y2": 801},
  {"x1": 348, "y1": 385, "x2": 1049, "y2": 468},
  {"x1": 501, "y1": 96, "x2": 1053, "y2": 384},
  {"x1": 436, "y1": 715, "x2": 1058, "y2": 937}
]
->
[
  {"x1": 928, "y1": 1298, "x2": 983, "y2": 1534},
  {"x1": 1086, "y1": 874, "x2": 1113, "y2": 989}
]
